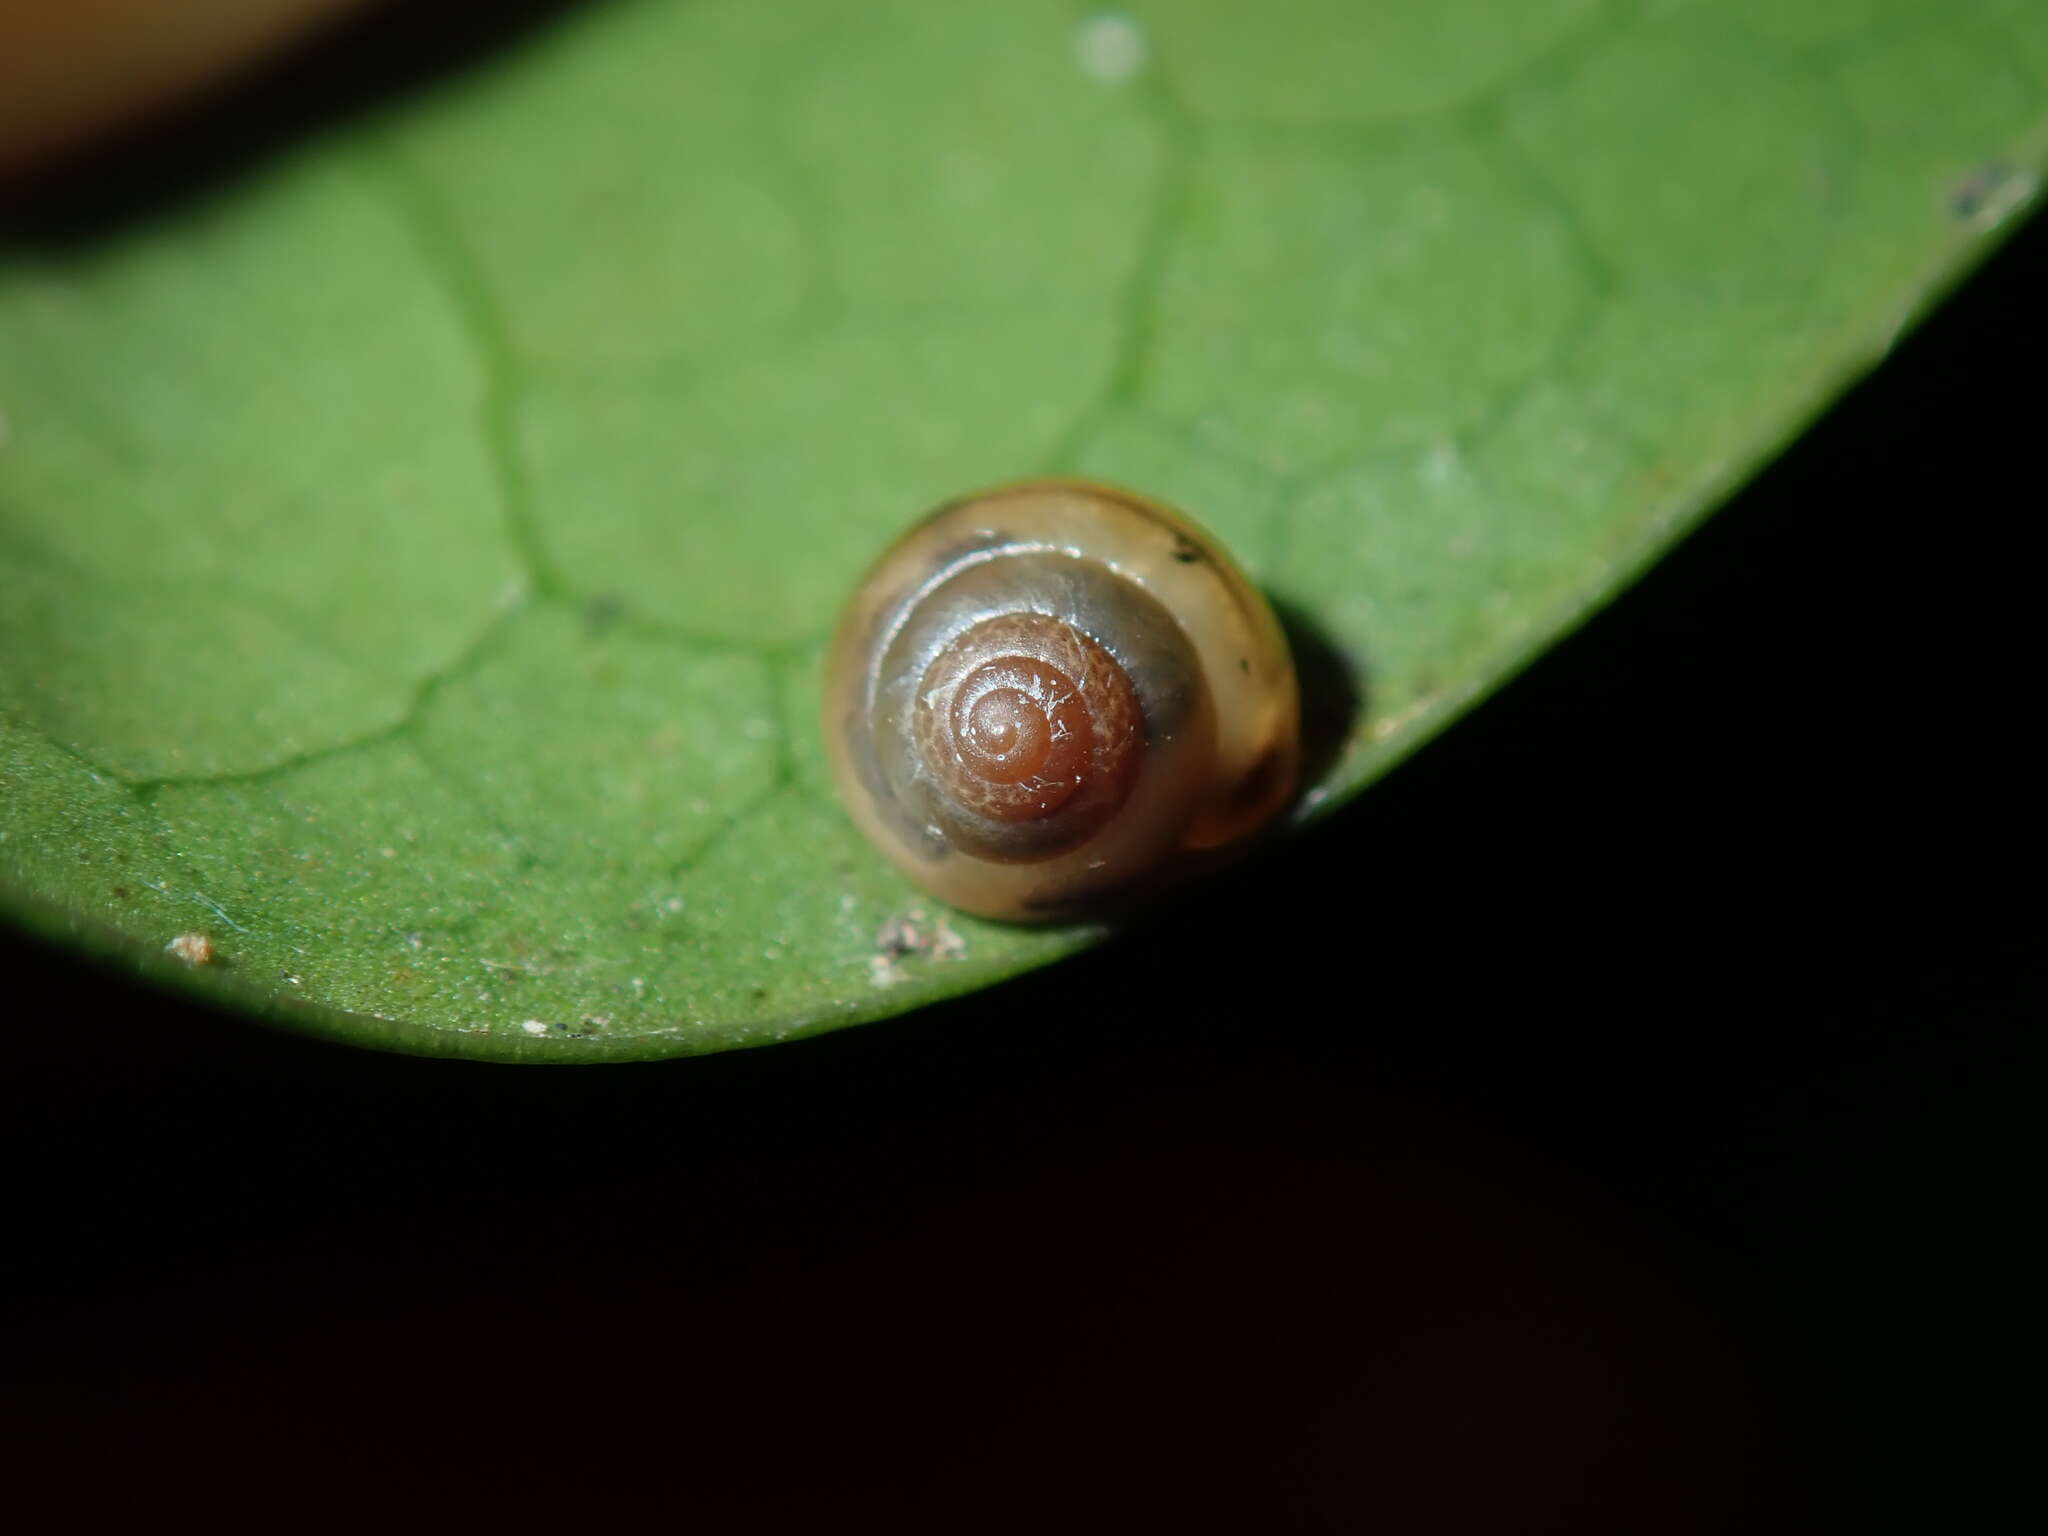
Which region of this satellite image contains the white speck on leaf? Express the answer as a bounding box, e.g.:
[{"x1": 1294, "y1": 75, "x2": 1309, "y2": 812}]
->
[
  {"x1": 520, "y1": 1020, "x2": 549, "y2": 1036},
  {"x1": 1076, "y1": 12, "x2": 1147, "y2": 84},
  {"x1": 165, "y1": 932, "x2": 214, "y2": 965},
  {"x1": 876, "y1": 914, "x2": 923, "y2": 957},
  {"x1": 875, "y1": 910, "x2": 969, "y2": 965}
]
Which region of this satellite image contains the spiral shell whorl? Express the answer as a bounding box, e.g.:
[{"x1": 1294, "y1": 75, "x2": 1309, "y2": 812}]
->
[
  {"x1": 913, "y1": 612, "x2": 1142, "y2": 852},
  {"x1": 862, "y1": 544, "x2": 1209, "y2": 872},
  {"x1": 824, "y1": 480, "x2": 1299, "y2": 921}
]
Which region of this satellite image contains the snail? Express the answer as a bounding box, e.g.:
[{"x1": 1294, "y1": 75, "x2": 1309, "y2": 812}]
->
[{"x1": 822, "y1": 479, "x2": 1300, "y2": 921}]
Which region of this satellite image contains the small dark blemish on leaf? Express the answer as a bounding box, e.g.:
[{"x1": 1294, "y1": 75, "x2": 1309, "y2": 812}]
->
[
  {"x1": 876, "y1": 914, "x2": 923, "y2": 958},
  {"x1": 1949, "y1": 161, "x2": 2027, "y2": 224}
]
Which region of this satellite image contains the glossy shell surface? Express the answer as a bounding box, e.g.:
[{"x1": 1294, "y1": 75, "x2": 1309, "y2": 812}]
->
[{"x1": 823, "y1": 480, "x2": 1298, "y2": 921}]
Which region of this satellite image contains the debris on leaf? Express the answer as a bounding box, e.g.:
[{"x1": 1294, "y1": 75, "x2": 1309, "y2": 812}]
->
[
  {"x1": 872, "y1": 907, "x2": 970, "y2": 984},
  {"x1": 164, "y1": 932, "x2": 215, "y2": 965}
]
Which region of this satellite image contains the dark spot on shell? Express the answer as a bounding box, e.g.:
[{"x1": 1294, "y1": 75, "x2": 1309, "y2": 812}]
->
[{"x1": 1172, "y1": 536, "x2": 1203, "y2": 564}]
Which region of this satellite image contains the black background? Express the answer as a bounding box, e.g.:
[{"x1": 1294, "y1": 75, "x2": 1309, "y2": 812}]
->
[{"x1": 2, "y1": 8, "x2": 2040, "y2": 1529}]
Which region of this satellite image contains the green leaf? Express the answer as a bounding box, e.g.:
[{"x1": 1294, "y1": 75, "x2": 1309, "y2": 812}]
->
[{"x1": 2, "y1": 0, "x2": 2043, "y2": 1059}]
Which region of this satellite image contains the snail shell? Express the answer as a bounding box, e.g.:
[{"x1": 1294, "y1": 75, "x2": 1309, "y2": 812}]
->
[{"x1": 823, "y1": 479, "x2": 1299, "y2": 921}]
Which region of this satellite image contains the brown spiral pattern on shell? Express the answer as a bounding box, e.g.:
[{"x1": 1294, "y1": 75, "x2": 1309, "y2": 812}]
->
[
  {"x1": 912, "y1": 611, "x2": 1142, "y2": 855},
  {"x1": 823, "y1": 480, "x2": 1301, "y2": 922}
]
